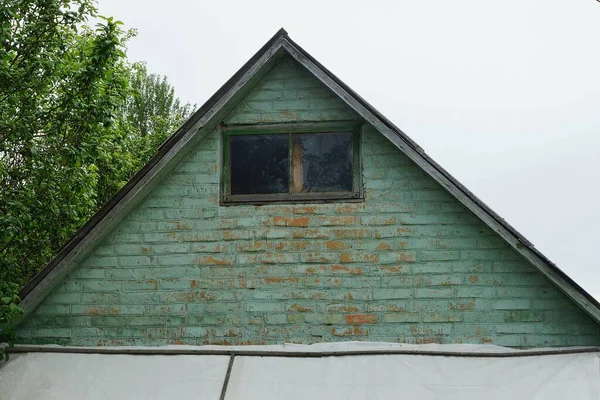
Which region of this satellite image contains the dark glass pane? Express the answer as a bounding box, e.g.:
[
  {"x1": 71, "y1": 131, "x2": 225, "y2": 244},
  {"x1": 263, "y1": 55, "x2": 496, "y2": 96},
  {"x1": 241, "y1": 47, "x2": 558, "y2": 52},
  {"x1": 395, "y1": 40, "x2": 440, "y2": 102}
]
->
[
  {"x1": 229, "y1": 134, "x2": 289, "y2": 195},
  {"x1": 292, "y1": 132, "x2": 353, "y2": 193}
]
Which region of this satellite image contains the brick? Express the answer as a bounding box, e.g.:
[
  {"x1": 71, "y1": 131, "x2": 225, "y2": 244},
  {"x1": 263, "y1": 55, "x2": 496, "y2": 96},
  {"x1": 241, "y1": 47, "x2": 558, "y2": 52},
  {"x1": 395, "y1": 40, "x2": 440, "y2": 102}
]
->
[
  {"x1": 367, "y1": 301, "x2": 406, "y2": 312},
  {"x1": 245, "y1": 302, "x2": 284, "y2": 313},
  {"x1": 412, "y1": 262, "x2": 453, "y2": 274},
  {"x1": 72, "y1": 269, "x2": 105, "y2": 279},
  {"x1": 417, "y1": 251, "x2": 460, "y2": 262},
  {"x1": 373, "y1": 226, "x2": 412, "y2": 238},
  {"x1": 47, "y1": 293, "x2": 81, "y2": 304},
  {"x1": 117, "y1": 256, "x2": 155, "y2": 267},
  {"x1": 81, "y1": 293, "x2": 119, "y2": 304},
  {"x1": 118, "y1": 292, "x2": 161, "y2": 304},
  {"x1": 161, "y1": 279, "x2": 196, "y2": 290},
  {"x1": 339, "y1": 252, "x2": 379, "y2": 263},
  {"x1": 410, "y1": 324, "x2": 452, "y2": 336},
  {"x1": 456, "y1": 286, "x2": 496, "y2": 298},
  {"x1": 381, "y1": 276, "x2": 413, "y2": 288},
  {"x1": 257, "y1": 228, "x2": 290, "y2": 239},
  {"x1": 34, "y1": 328, "x2": 72, "y2": 338},
  {"x1": 374, "y1": 289, "x2": 412, "y2": 300},
  {"x1": 533, "y1": 299, "x2": 573, "y2": 310},
  {"x1": 85, "y1": 257, "x2": 117, "y2": 268},
  {"x1": 492, "y1": 300, "x2": 532, "y2": 310},
  {"x1": 437, "y1": 238, "x2": 477, "y2": 249},
  {"x1": 35, "y1": 305, "x2": 71, "y2": 315},
  {"x1": 415, "y1": 288, "x2": 452, "y2": 298},
  {"x1": 190, "y1": 242, "x2": 230, "y2": 253},
  {"x1": 407, "y1": 301, "x2": 450, "y2": 312},
  {"x1": 198, "y1": 255, "x2": 235, "y2": 266},
  {"x1": 145, "y1": 304, "x2": 186, "y2": 315},
  {"x1": 299, "y1": 252, "x2": 339, "y2": 263},
  {"x1": 260, "y1": 253, "x2": 297, "y2": 264},
  {"x1": 383, "y1": 313, "x2": 420, "y2": 323},
  {"x1": 332, "y1": 228, "x2": 371, "y2": 239},
  {"x1": 453, "y1": 323, "x2": 492, "y2": 336},
  {"x1": 422, "y1": 312, "x2": 463, "y2": 323},
  {"x1": 378, "y1": 251, "x2": 416, "y2": 264},
  {"x1": 151, "y1": 243, "x2": 190, "y2": 254},
  {"x1": 314, "y1": 216, "x2": 357, "y2": 226},
  {"x1": 289, "y1": 228, "x2": 325, "y2": 239},
  {"x1": 417, "y1": 275, "x2": 462, "y2": 287},
  {"x1": 236, "y1": 241, "x2": 274, "y2": 252},
  {"x1": 345, "y1": 314, "x2": 379, "y2": 325},
  {"x1": 304, "y1": 314, "x2": 344, "y2": 325},
  {"x1": 496, "y1": 287, "x2": 538, "y2": 298}
]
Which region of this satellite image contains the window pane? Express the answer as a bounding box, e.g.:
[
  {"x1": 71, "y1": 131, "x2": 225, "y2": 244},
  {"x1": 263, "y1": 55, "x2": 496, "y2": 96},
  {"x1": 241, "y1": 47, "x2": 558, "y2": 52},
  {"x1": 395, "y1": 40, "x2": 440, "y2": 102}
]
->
[
  {"x1": 292, "y1": 132, "x2": 353, "y2": 193},
  {"x1": 229, "y1": 134, "x2": 289, "y2": 195}
]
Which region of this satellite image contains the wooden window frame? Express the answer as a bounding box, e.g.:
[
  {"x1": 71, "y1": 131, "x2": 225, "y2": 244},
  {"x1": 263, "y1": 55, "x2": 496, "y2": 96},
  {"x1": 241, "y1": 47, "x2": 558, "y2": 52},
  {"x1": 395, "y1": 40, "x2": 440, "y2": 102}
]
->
[{"x1": 220, "y1": 122, "x2": 363, "y2": 205}]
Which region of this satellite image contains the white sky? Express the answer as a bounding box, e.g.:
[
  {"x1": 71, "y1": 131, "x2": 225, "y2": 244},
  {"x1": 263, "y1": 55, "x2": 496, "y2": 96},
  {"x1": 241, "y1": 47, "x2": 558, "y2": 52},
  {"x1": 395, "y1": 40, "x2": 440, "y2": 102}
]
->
[{"x1": 96, "y1": 0, "x2": 600, "y2": 299}]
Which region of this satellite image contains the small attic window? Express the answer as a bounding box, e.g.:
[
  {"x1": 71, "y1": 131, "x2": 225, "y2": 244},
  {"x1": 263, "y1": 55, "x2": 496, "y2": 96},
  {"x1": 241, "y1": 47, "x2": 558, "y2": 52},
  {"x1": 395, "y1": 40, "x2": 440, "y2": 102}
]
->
[{"x1": 221, "y1": 123, "x2": 362, "y2": 204}]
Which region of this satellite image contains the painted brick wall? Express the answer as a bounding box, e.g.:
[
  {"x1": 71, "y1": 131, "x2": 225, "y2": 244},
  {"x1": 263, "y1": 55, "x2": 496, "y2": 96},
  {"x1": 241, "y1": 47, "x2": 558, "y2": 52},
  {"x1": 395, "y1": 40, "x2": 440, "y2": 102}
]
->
[{"x1": 17, "y1": 56, "x2": 600, "y2": 347}]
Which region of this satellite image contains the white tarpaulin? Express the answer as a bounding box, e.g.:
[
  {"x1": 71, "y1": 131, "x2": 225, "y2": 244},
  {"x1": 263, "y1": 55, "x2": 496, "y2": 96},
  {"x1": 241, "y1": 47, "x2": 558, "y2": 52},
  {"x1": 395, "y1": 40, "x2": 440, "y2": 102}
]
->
[
  {"x1": 227, "y1": 352, "x2": 600, "y2": 400},
  {"x1": 0, "y1": 343, "x2": 598, "y2": 400},
  {"x1": 0, "y1": 352, "x2": 229, "y2": 400}
]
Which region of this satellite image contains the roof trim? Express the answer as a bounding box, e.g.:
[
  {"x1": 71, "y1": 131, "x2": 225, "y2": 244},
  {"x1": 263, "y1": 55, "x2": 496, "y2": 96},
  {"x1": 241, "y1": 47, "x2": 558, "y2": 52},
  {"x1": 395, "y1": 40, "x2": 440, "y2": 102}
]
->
[
  {"x1": 8, "y1": 345, "x2": 599, "y2": 358},
  {"x1": 18, "y1": 28, "x2": 600, "y2": 326}
]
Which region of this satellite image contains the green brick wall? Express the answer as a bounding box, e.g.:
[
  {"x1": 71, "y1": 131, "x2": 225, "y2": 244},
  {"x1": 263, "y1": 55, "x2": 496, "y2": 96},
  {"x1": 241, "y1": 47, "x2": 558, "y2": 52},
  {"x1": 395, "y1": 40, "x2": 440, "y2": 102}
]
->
[{"x1": 16, "y1": 56, "x2": 600, "y2": 347}]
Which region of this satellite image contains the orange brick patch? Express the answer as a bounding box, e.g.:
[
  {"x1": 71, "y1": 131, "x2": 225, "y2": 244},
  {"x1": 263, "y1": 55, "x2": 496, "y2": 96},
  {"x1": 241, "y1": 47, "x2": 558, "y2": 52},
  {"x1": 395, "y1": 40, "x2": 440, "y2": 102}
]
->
[
  {"x1": 326, "y1": 241, "x2": 345, "y2": 250},
  {"x1": 345, "y1": 314, "x2": 379, "y2": 324},
  {"x1": 293, "y1": 206, "x2": 317, "y2": 214}
]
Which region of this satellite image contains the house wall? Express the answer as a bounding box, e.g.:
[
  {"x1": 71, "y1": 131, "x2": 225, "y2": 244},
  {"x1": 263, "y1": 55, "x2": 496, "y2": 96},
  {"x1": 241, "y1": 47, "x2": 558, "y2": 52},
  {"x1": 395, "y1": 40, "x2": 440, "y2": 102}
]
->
[{"x1": 16, "y1": 57, "x2": 600, "y2": 347}]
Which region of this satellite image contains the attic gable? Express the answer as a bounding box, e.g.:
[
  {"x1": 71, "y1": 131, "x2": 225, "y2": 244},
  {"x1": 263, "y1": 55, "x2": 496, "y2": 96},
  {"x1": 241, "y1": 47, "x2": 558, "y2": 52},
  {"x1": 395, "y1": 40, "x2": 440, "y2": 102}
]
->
[{"x1": 14, "y1": 29, "x2": 600, "y2": 348}]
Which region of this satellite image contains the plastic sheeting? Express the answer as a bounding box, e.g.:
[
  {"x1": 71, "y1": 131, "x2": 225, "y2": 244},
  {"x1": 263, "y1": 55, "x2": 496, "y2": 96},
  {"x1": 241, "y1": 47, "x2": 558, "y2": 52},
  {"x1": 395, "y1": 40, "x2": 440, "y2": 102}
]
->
[
  {"x1": 0, "y1": 343, "x2": 599, "y2": 400},
  {"x1": 227, "y1": 352, "x2": 600, "y2": 400},
  {"x1": 0, "y1": 352, "x2": 229, "y2": 400}
]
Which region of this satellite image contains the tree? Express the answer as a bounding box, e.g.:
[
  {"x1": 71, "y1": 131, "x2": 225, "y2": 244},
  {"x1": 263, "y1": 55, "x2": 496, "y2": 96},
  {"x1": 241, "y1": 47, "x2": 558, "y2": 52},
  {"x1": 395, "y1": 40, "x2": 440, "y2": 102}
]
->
[
  {"x1": 126, "y1": 64, "x2": 194, "y2": 167},
  {"x1": 0, "y1": 0, "x2": 131, "y2": 289},
  {"x1": 0, "y1": 2, "x2": 193, "y2": 358},
  {"x1": 94, "y1": 64, "x2": 195, "y2": 206},
  {"x1": 0, "y1": 260, "x2": 23, "y2": 361},
  {"x1": 0, "y1": 0, "x2": 134, "y2": 358}
]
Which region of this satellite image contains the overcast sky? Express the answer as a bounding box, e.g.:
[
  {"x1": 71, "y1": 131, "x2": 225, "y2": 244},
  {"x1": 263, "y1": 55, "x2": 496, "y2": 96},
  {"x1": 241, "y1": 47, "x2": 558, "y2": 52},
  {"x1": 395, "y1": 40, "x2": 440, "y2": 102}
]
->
[{"x1": 96, "y1": 0, "x2": 600, "y2": 299}]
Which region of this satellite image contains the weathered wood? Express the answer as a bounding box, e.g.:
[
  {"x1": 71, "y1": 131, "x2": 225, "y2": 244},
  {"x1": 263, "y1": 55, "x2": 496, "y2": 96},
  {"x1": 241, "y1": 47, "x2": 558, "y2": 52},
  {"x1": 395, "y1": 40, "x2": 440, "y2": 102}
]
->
[
  {"x1": 291, "y1": 138, "x2": 304, "y2": 193},
  {"x1": 223, "y1": 191, "x2": 361, "y2": 205}
]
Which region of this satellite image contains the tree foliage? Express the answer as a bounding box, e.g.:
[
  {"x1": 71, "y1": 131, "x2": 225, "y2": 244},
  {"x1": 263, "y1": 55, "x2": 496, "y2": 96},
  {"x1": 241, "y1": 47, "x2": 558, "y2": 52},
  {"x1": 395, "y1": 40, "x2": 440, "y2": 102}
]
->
[
  {"x1": 96, "y1": 63, "x2": 195, "y2": 206},
  {"x1": 0, "y1": 0, "x2": 194, "y2": 351},
  {"x1": 127, "y1": 64, "x2": 193, "y2": 141},
  {"x1": 0, "y1": 260, "x2": 23, "y2": 361},
  {"x1": 1, "y1": 0, "x2": 131, "y2": 286}
]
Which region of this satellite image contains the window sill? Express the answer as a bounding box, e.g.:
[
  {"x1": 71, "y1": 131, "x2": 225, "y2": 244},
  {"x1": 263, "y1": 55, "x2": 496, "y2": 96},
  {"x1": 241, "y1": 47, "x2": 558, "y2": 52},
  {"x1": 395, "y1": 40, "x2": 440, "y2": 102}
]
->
[{"x1": 220, "y1": 192, "x2": 364, "y2": 206}]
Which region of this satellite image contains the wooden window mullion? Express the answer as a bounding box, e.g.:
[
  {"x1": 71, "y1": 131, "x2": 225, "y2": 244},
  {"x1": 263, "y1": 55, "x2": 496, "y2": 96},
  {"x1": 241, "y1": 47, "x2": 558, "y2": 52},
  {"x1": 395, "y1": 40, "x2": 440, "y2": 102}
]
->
[{"x1": 291, "y1": 135, "x2": 304, "y2": 194}]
